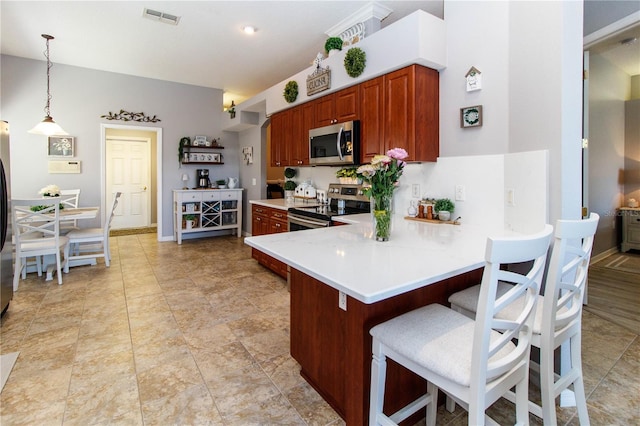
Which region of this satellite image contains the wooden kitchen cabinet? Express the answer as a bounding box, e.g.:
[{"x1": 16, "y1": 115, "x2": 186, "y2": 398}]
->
[
  {"x1": 314, "y1": 85, "x2": 359, "y2": 127},
  {"x1": 621, "y1": 207, "x2": 640, "y2": 252},
  {"x1": 269, "y1": 110, "x2": 291, "y2": 167},
  {"x1": 290, "y1": 102, "x2": 314, "y2": 166},
  {"x1": 360, "y1": 64, "x2": 439, "y2": 162},
  {"x1": 360, "y1": 76, "x2": 386, "y2": 161},
  {"x1": 251, "y1": 204, "x2": 288, "y2": 278}
]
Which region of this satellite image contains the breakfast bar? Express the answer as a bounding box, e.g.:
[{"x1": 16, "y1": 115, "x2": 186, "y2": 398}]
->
[{"x1": 245, "y1": 216, "x2": 513, "y2": 424}]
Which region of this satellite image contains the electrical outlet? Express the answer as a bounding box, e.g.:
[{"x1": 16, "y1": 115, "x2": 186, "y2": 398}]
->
[
  {"x1": 412, "y1": 184, "x2": 420, "y2": 198},
  {"x1": 455, "y1": 185, "x2": 466, "y2": 201},
  {"x1": 339, "y1": 291, "x2": 347, "y2": 311},
  {"x1": 506, "y1": 189, "x2": 515, "y2": 206}
]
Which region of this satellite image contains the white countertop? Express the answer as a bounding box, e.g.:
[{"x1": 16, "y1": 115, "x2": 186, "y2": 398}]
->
[
  {"x1": 249, "y1": 198, "x2": 320, "y2": 211},
  {"x1": 245, "y1": 214, "x2": 513, "y2": 304}
]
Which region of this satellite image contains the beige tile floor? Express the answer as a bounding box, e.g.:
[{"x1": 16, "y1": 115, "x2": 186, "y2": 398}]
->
[{"x1": 0, "y1": 234, "x2": 638, "y2": 425}]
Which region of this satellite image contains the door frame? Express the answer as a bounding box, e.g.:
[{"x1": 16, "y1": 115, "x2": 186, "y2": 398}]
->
[
  {"x1": 105, "y1": 135, "x2": 152, "y2": 229},
  {"x1": 100, "y1": 123, "x2": 163, "y2": 241}
]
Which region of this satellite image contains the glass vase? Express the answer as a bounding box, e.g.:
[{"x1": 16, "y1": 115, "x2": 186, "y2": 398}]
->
[{"x1": 371, "y1": 193, "x2": 393, "y2": 242}]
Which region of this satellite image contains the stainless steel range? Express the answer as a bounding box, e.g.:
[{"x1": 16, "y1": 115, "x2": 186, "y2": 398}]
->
[{"x1": 288, "y1": 183, "x2": 370, "y2": 231}]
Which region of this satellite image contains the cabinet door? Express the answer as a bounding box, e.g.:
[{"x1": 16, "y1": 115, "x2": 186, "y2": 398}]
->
[
  {"x1": 334, "y1": 85, "x2": 359, "y2": 123},
  {"x1": 360, "y1": 76, "x2": 385, "y2": 162},
  {"x1": 314, "y1": 86, "x2": 359, "y2": 128},
  {"x1": 384, "y1": 66, "x2": 416, "y2": 157},
  {"x1": 290, "y1": 104, "x2": 312, "y2": 166},
  {"x1": 252, "y1": 205, "x2": 270, "y2": 236},
  {"x1": 314, "y1": 96, "x2": 335, "y2": 128},
  {"x1": 270, "y1": 111, "x2": 291, "y2": 167}
]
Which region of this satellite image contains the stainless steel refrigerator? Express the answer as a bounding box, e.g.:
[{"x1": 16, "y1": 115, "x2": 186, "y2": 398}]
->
[{"x1": 1, "y1": 120, "x2": 13, "y2": 317}]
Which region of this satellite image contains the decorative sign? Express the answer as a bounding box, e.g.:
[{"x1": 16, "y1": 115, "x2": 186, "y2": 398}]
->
[
  {"x1": 307, "y1": 56, "x2": 331, "y2": 96},
  {"x1": 101, "y1": 109, "x2": 161, "y2": 122},
  {"x1": 465, "y1": 66, "x2": 482, "y2": 92},
  {"x1": 460, "y1": 105, "x2": 483, "y2": 128}
]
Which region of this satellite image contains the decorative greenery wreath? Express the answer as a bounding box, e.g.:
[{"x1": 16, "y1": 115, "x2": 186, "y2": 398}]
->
[
  {"x1": 344, "y1": 47, "x2": 366, "y2": 78},
  {"x1": 283, "y1": 80, "x2": 299, "y2": 103}
]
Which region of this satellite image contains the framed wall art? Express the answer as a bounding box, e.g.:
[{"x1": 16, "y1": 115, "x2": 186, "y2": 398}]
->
[
  {"x1": 460, "y1": 105, "x2": 483, "y2": 128},
  {"x1": 48, "y1": 136, "x2": 75, "y2": 157}
]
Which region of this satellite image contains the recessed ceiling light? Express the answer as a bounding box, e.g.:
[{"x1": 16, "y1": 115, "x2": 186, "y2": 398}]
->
[{"x1": 243, "y1": 26, "x2": 256, "y2": 35}]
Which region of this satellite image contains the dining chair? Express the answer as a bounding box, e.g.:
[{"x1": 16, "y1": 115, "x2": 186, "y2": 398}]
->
[
  {"x1": 12, "y1": 198, "x2": 70, "y2": 290},
  {"x1": 64, "y1": 192, "x2": 121, "y2": 272},
  {"x1": 58, "y1": 189, "x2": 81, "y2": 234},
  {"x1": 369, "y1": 225, "x2": 553, "y2": 426},
  {"x1": 448, "y1": 213, "x2": 599, "y2": 425}
]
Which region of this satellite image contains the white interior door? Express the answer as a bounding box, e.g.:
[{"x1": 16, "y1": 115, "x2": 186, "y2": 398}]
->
[{"x1": 106, "y1": 138, "x2": 150, "y2": 229}]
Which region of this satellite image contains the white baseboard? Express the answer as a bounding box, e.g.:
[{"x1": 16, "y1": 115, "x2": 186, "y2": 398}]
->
[{"x1": 591, "y1": 246, "x2": 619, "y2": 265}]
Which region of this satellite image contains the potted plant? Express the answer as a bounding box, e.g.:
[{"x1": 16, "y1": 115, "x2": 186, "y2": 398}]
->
[
  {"x1": 283, "y1": 180, "x2": 297, "y2": 200},
  {"x1": 324, "y1": 37, "x2": 343, "y2": 55},
  {"x1": 434, "y1": 198, "x2": 455, "y2": 221},
  {"x1": 284, "y1": 168, "x2": 296, "y2": 179},
  {"x1": 184, "y1": 214, "x2": 196, "y2": 229},
  {"x1": 216, "y1": 179, "x2": 227, "y2": 188},
  {"x1": 336, "y1": 167, "x2": 361, "y2": 184},
  {"x1": 179, "y1": 137, "x2": 190, "y2": 166}
]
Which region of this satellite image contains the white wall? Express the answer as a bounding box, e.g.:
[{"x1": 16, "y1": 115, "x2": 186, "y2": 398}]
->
[{"x1": 1, "y1": 54, "x2": 238, "y2": 238}]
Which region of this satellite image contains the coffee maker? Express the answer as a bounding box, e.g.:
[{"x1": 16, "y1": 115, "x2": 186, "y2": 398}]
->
[{"x1": 196, "y1": 169, "x2": 210, "y2": 188}]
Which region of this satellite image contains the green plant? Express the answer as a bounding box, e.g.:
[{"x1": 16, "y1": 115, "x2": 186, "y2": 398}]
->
[
  {"x1": 434, "y1": 198, "x2": 455, "y2": 213},
  {"x1": 344, "y1": 47, "x2": 366, "y2": 78},
  {"x1": 324, "y1": 37, "x2": 343, "y2": 53},
  {"x1": 283, "y1": 81, "x2": 299, "y2": 103},
  {"x1": 283, "y1": 181, "x2": 297, "y2": 191},
  {"x1": 179, "y1": 136, "x2": 190, "y2": 165},
  {"x1": 183, "y1": 214, "x2": 196, "y2": 221},
  {"x1": 216, "y1": 179, "x2": 226, "y2": 185},
  {"x1": 284, "y1": 167, "x2": 296, "y2": 179},
  {"x1": 336, "y1": 167, "x2": 358, "y2": 178}
]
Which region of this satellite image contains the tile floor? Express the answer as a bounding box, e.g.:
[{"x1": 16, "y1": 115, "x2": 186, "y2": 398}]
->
[{"x1": 0, "y1": 234, "x2": 638, "y2": 425}]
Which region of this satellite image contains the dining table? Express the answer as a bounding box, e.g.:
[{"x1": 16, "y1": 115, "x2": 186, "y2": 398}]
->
[{"x1": 42, "y1": 206, "x2": 100, "y2": 280}]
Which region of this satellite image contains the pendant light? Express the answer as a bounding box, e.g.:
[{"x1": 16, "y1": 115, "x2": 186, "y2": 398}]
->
[{"x1": 29, "y1": 34, "x2": 68, "y2": 136}]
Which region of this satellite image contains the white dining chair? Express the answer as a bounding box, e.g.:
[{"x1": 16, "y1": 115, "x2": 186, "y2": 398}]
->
[
  {"x1": 64, "y1": 192, "x2": 121, "y2": 272},
  {"x1": 448, "y1": 213, "x2": 599, "y2": 425},
  {"x1": 58, "y1": 189, "x2": 81, "y2": 234},
  {"x1": 12, "y1": 198, "x2": 70, "y2": 290},
  {"x1": 369, "y1": 225, "x2": 553, "y2": 426}
]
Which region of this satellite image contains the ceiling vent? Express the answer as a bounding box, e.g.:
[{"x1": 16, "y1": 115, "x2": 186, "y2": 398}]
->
[{"x1": 143, "y1": 8, "x2": 180, "y2": 25}]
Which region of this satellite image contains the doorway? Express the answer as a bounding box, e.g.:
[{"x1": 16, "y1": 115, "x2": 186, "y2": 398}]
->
[{"x1": 100, "y1": 124, "x2": 163, "y2": 240}]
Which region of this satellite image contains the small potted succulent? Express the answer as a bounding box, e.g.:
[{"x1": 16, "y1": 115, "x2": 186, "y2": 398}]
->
[
  {"x1": 324, "y1": 37, "x2": 343, "y2": 56},
  {"x1": 434, "y1": 198, "x2": 455, "y2": 221},
  {"x1": 184, "y1": 214, "x2": 197, "y2": 229}
]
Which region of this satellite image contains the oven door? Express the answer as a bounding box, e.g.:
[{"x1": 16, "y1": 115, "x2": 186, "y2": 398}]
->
[{"x1": 288, "y1": 213, "x2": 331, "y2": 231}]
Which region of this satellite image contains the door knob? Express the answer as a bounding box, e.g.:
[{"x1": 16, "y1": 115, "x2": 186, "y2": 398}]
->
[{"x1": 143, "y1": 186, "x2": 147, "y2": 191}]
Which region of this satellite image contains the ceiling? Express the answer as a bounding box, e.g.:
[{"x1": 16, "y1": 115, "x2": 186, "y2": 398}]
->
[
  {"x1": 587, "y1": 23, "x2": 640, "y2": 76},
  {"x1": 0, "y1": 1, "x2": 443, "y2": 108},
  {"x1": 2, "y1": 1, "x2": 637, "y2": 111}
]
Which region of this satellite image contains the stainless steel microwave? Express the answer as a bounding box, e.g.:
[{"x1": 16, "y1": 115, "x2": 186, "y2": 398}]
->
[{"x1": 309, "y1": 120, "x2": 360, "y2": 166}]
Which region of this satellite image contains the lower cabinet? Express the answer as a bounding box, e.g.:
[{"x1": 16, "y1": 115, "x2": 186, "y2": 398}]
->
[
  {"x1": 621, "y1": 208, "x2": 640, "y2": 252},
  {"x1": 173, "y1": 189, "x2": 243, "y2": 244},
  {"x1": 251, "y1": 204, "x2": 288, "y2": 279}
]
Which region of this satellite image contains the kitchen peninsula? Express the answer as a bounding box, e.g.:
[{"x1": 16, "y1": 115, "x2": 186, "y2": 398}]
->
[{"x1": 245, "y1": 216, "x2": 513, "y2": 424}]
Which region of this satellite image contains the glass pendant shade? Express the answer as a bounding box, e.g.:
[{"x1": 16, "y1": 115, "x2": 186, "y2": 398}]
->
[{"x1": 28, "y1": 115, "x2": 68, "y2": 136}]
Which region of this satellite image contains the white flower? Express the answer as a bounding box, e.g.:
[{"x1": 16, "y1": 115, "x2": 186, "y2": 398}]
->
[{"x1": 39, "y1": 184, "x2": 60, "y2": 196}]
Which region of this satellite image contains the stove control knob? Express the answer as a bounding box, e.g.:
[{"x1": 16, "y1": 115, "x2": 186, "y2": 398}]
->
[{"x1": 358, "y1": 189, "x2": 364, "y2": 195}]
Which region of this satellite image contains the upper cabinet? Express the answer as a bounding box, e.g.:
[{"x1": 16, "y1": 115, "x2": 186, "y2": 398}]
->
[
  {"x1": 385, "y1": 65, "x2": 439, "y2": 162},
  {"x1": 361, "y1": 65, "x2": 439, "y2": 162},
  {"x1": 314, "y1": 86, "x2": 360, "y2": 127},
  {"x1": 270, "y1": 64, "x2": 439, "y2": 166}
]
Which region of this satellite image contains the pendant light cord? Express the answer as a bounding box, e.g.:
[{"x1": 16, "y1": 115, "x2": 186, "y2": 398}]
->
[{"x1": 42, "y1": 34, "x2": 54, "y2": 118}]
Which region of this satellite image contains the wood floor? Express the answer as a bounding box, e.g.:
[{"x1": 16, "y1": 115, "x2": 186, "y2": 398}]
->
[{"x1": 586, "y1": 251, "x2": 640, "y2": 334}]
